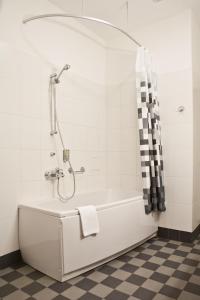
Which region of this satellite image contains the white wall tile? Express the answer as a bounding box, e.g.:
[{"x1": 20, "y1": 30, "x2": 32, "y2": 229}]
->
[
  {"x1": 165, "y1": 176, "x2": 193, "y2": 205},
  {"x1": 0, "y1": 114, "x2": 20, "y2": 149},
  {"x1": 0, "y1": 215, "x2": 19, "y2": 256},
  {"x1": 20, "y1": 150, "x2": 41, "y2": 181},
  {"x1": 158, "y1": 203, "x2": 192, "y2": 232},
  {"x1": 20, "y1": 117, "x2": 41, "y2": 150}
]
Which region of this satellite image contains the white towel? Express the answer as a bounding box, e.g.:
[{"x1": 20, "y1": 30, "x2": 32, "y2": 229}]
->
[{"x1": 77, "y1": 205, "x2": 99, "y2": 237}]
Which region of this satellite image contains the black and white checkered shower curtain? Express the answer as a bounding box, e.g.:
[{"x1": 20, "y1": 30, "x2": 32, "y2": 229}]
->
[{"x1": 136, "y1": 47, "x2": 166, "y2": 214}]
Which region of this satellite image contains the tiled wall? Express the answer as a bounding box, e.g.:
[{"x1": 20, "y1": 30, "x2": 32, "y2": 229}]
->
[
  {"x1": 0, "y1": 0, "x2": 109, "y2": 255},
  {"x1": 106, "y1": 44, "x2": 141, "y2": 191},
  {"x1": 0, "y1": 43, "x2": 108, "y2": 256},
  {"x1": 191, "y1": 11, "x2": 200, "y2": 231},
  {"x1": 0, "y1": 0, "x2": 140, "y2": 256}
]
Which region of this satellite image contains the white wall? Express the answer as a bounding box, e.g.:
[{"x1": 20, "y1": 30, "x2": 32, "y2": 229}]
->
[
  {"x1": 191, "y1": 11, "x2": 200, "y2": 231},
  {"x1": 0, "y1": 0, "x2": 140, "y2": 257},
  {"x1": 133, "y1": 10, "x2": 194, "y2": 232},
  {"x1": 0, "y1": 0, "x2": 108, "y2": 256},
  {"x1": 106, "y1": 39, "x2": 141, "y2": 192}
]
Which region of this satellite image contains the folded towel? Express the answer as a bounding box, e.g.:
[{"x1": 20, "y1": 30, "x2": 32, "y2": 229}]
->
[{"x1": 77, "y1": 205, "x2": 99, "y2": 237}]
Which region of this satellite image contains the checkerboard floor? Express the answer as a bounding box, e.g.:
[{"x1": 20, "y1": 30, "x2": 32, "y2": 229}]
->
[{"x1": 1, "y1": 235, "x2": 200, "y2": 300}]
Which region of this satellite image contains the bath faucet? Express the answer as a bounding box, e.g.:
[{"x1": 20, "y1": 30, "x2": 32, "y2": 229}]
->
[{"x1": 44, "y1": 168, "x2": 64, "y2": 181}]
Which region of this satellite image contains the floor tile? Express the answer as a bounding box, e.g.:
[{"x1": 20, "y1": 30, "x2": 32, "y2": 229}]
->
[
  {"x1": 165, "y1": 243, "x2": 179, "y2": 250},
  {"x1": 159, "y1": 285, "x2": 182, "y2": 299},
  {"x1": 163, "y1": 260, "x2": 180, "y2": 269},
  {"x1": 166, "y1": 277, "x2": 187, "y2": 290},
  {"x1": 189, "y1": 274, "x2": 200, "y2": 285},
  {"x1": 184, "y1": 282, "x2": 200, "y2": 296},
  {"x1": 133, "y1": 287, "x2": 156, "y2": 300},
  {"x1": 155, "y1": 251, "x2": 170, "y2": 259},
  {"x1": 28, "y1": 271, "x2": 44, "y2": 280},
  {"x1": 11, "y1": 275, "x2": 33, "y2": 288},
  {"x1": 1, "y1": 234, "x2": 200, "y2": 300},
  {"x1": 126, "y1": 274, "x2": 146, "y2": 285},
  {"x1": 2, "y1": 271, "x2": 22, "y2": 282},
  {"x1": 53, "y1": 295, "x2": 70, "y2": 300},
  {"x1": 116, "y1": 281, "x2": 138, "y2": 295},
  {"x1": 49, "y1": 281, "x2": 71, "y2": 293},
  {"x1": 194, "y1": 268, "x2": 200, "y2": 276},
  {"x1": 150, "y1": 272, "x2": 169, "y2": 283},
  {"x1": 172, "y1": 270, "x2": 191, "y2": 281},
  {"x1": 183, "y1": 258, "x2": 199, "y2": 267},
  {"x1": 178, "y1": 264, "x2": 195, "y2": 274},
  {"x1": 0, "y1": 284, "x2": 17, "y2": 298},
  {"x1": 142, "y1": 278, "x2": 163, "y2": 293},
  {"x1": 105, "y1": 290, "x2": 129, "y2": 300},
  {"x1": 86, "y1": 271, "x2": 108, "y2": 283},
  {"x1": 121, "y1": 263, "x2": 138, "y2": 273},
  {"x1": 98, "y1": 265, "x2": 116, "y2": 275},
  {"x1": 62, "y1": 286, "x2": 86, "y2": 299},
  {"x1": 178, "y1": 290, "x2": 200, "y2": 300},
  {"x1": 33, "y1": 288, "x2": 57, "y2": 300},
  {"x1": 36, "y1": 275, "x2": 56, "y2": 287},
  {"x1": 78, "y1": 292, "x2": 101, "y2": 300},
  {"x1": 156, "y1": 266, "x2": 175, "y2": 276},
  {"x1": 0, "y1": 268, "x2": 13, "y2": 276},
  {"x1": 148, "y1": 256, "x2": 165, "y2": 265},
  {"x1": 102, "y1": 276, "x2": 122, "y2": 288},
  {"x1": 168, "y1": 255, "x2": 184, "y2": 263},
  {"x1": 134, "y1": 267, "x2": 153, "y2": 278},
  {"x1": 112, "y1": 269, "x2": 130, "y2": 281},
  {"x1": 89, "y1": 283, "x2": 112, "y2": 298},
  {"x1": 142, "y1": 261, "x2": 159, "y2": 271},
  {"x1": 17, "y1": 265, "x2": 34, "y2": 275},
  {"x1": 3, "y1": 290, "x2": 28, "y2": 300},
  {"x1": 173, "y1": 250, "x2": 188, "y2": 257},
  {"x1": 22, "y1": 282, "x2": 44, "y2": 296},
  {"x1": 76, "y1": 278, "x2": 96, "y2": 291},
  {"x1": 0, "y1": 278, "x2": 7, "y2": 287},
  {"x1": 153, "y1": 293, "x2": 174, "y2": 300}
]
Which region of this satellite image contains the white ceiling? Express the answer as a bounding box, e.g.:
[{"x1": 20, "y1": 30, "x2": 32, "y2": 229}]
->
[{"x1": 49, "y1": 0, "x2": 200, "y2": 41}]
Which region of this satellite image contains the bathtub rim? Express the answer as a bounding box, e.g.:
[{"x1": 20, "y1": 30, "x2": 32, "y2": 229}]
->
[{"x1": 19, "y1": 194, "x2": 143, "y2": 218}]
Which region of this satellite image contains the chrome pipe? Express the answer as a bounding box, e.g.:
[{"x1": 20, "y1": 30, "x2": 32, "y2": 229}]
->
[{"x1": 22, "y1": 14, "x2": 142, "y2": 47}]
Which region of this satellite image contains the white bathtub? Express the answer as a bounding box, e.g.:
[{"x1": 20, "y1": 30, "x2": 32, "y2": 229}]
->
[{"x1": 19, "y1": 190, "x2": 158, "y2": 281}]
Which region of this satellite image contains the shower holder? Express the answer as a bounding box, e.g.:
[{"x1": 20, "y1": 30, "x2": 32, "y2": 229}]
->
[{"x1": 68, "y1": 166, "x2": 85, "y2": 174}]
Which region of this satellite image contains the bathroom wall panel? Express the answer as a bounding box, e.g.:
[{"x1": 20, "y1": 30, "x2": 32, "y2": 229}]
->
[{"x1": 0, "y1": 0, "x2": 108, "y2": 256}]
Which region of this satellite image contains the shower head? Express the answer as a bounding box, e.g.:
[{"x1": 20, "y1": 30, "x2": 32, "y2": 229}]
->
[{"x1": 53, "y1": 64, "x2": 71, "y2": 84}]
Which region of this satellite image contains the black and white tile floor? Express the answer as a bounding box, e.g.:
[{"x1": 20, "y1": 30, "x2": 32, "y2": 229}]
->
[{"x1": 0, "y1": 235, "x2": 200, "y2": 300}]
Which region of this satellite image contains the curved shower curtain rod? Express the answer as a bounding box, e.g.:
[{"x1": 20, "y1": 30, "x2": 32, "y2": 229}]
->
[{"x1": 22, "y1": 14, "x2": 142, "y2": 47}]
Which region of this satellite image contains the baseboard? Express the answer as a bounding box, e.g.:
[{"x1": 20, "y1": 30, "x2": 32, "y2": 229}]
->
[
  {"x1": 158, "y1": 224, "x2": 200, "y2": 243},
  {"x1": 0, "y1": 250, "x2": 22, "y2": 270}
]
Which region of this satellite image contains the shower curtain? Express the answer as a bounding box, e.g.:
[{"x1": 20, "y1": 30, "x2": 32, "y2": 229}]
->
[{"x1": 136, "y1": 47, "x2": 166, "y2": 214}]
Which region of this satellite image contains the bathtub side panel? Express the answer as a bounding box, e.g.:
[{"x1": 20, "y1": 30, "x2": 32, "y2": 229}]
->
[
  {"x1": 19, "y1": 208, "x2": 63, "y2": 281},
  {"x1": 62, "y1": 198, "x2": 158, "y2": 274}
]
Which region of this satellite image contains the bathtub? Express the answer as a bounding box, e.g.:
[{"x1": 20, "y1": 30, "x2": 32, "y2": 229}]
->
[{"x1": 19, "y1": 190, "x2": 158, "y2": 282}]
